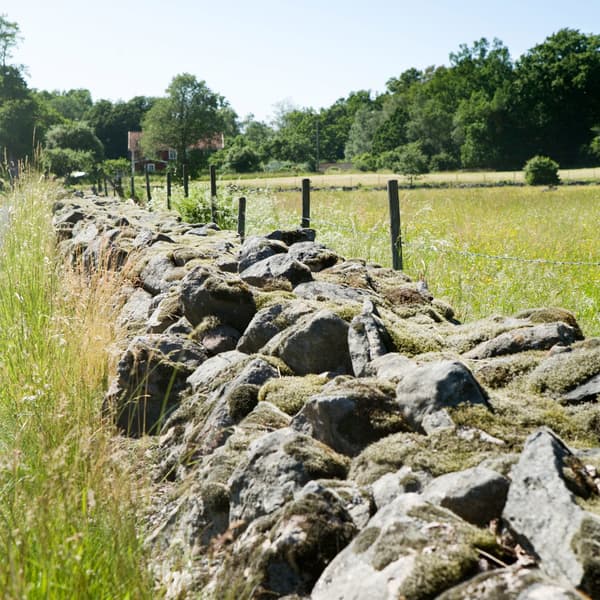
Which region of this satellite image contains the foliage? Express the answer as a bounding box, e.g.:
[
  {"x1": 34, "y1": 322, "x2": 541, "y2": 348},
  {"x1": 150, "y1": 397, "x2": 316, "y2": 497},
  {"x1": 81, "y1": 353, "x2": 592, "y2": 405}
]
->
[
  {"x1": 42, "y1": 147, "x2": 94, "y2": 177},
  {"x1": 378, "y1": 142, "x2": 429, "y2": 185},
  {"x1": 173, "y1": 183, "x2": 236, "y2": 228},
  {"x1": 352, "y1": 152, "x2": 378, "y2": 171},
  {"x1": 141, "y1": 73, "x2": 228, "y2": 167},
  {"x1": 34, "y1": 89, "x2": 93, "y2": 122},
  {"x1": 210, "y1": 136, "x2": 261, "y2": 173},
  {"x1": 45, "y1": 121, "x2": 104, "y2": 162},
  {"x1": 524, "y1": 155, "x2": 560, "y2": 185},
  {"x1": 0, "y1": 14, "x2": 20, "y2": 68}
]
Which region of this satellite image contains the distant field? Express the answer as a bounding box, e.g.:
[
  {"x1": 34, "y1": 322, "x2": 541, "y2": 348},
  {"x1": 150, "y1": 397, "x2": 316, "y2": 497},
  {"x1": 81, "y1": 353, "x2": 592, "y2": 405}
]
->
[
  {"x1": 220, "y1": 167, "x2": 600, "y2": 189},
  {"x1": 240, "y1": 184, "x2": 600, "y2": 336}
]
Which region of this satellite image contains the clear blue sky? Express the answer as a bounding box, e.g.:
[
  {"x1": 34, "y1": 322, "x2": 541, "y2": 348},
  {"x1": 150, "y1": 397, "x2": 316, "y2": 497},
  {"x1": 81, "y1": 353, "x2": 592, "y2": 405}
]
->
[{"x1": 7, "y1": 0, "x2": 600, "y2": 122}]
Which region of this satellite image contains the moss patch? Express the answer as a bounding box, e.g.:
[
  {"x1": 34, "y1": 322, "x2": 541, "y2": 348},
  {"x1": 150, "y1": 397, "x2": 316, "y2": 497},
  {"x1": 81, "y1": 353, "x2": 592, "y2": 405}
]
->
[
  {"x1": 380, "y1": 310, "x2": 445, "y2": 357},
  {"x1": 515, "y1": 307, "x2": 583, "y2": 337},
  {"x1": 353, "y1": 527, "x2": 381, "y2": 554},
  {"x1": 472, "y1": 351, "x2": 544, "y2": 389},
  {"x1": 254, "y1": 290, "x2": 297, "y2": 311},
  {"x1": 226, "y1": 384, "x2": 260, "y2": 421},
  {"x1": 258, "y1": 375, "x2": 327, "y2": 415},
  {"x1": 284, "y1": 435, "x2": 350, "y2": 480}
]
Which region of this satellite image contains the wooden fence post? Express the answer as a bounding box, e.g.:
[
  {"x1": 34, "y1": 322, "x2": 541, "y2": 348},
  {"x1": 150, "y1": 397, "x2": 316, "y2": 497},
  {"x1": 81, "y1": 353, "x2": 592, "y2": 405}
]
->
[
  {"x1": 238, "y1": 196, "x2": 246, "y2": 242},
  {"x1": 130, "y1": 175, "x2": 135, "y2": 200},
  {"x1": 301, "y1": 178, "x2": 310, "y2": 228},
  {"x1": 388, "y1": 179, "x2": 403, "y2": 270},
  {"x1": 167, "y1": 171, "x2": 172, "y2": 210},
  {"x1": 145, "y1": 165, "x2": 152, "y2": 203},
  {"x1": 183, "y1": 164, "x2": 189, "y2": 198},
  {"x1": 210, "y1": 165, "x2": 217, "y2": 223}
]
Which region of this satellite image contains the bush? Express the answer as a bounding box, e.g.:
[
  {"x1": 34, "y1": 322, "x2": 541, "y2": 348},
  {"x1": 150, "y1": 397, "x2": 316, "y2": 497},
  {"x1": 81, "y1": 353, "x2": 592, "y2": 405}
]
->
[
  {"x1": 42, "y1": 148, "x2": 94, "y2": 177},
  {"x1": 352, "y1": 153, "x2": 377, "y2": 172},
  {"x1": 524, "y1": 155, "x2": 560, "y2": 185},
  {"x1": 173, "y1": 184, "x2": 236, "y2": 229}
]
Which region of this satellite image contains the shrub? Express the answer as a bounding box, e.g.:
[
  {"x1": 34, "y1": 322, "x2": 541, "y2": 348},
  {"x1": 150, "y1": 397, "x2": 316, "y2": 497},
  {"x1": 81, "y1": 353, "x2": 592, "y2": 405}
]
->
[
  {"x1": 42, "y1": 148, "x2": 94, "y2": 177},
  {"x1": 524, "y1": 155, "x2": 560, "y2": 186},
  {"x1": 353, "y1": 153, "x2": 377, "y2": 172},
  {"x1": 173, "y1": 184, "x2": 236, "y2": 229}
]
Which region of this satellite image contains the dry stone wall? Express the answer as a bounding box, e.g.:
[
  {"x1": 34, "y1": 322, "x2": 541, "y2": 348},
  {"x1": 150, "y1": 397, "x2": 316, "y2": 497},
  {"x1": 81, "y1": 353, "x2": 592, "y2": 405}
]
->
[{"x1": 53, "y1": 193, "x2": 600, "y2": 599}]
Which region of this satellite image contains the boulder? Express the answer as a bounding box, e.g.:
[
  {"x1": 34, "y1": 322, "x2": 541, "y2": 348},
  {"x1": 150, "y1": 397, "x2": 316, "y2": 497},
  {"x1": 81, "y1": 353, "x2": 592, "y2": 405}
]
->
[
  {"x1": 364, "y1": 352, "x2": 416, "y2": 382},
  {"x1": 371, "y1": 466, "x2": 432, "y2": 510},
  {"x1": 228, "y1": 428, "x2": 349, "y2": 524},
  {"x1": 312, "y1": 494, "x2": 502, "y2": 600},
  {"x1": 291, "y1": 379, "x2": 409, "y2": 456},
  {"x1": 463, "y1": 322, "x2": 580, "y2": 359},
  {"x1": 286, "y1": 241, "x2": 340, "y2": 272},
  {"x1": 139, "y1": 253, "x2": 186, "y2": 295},
  {"x1": 179, "y1": 267, "x2": 256, "y2": 332},
  {"x1": 264, "y1": 309, "x2": 352, "y2": 375},
  {"x1": 422, "y1": 465, "x2": 510, "y2": 526},
  {"x1": 116, "y1": 287, "x2": 154, "y2": 332},
  {"x1": 293, "y1": 280, "x2": 375, "y2": 304},
  {"x1": 186, "y1": 350, "x2": 248, "y2": 394},
  {"x1": 395, "y1": 360, "x2": 489, "y2": 432},
  {"x1": 237, "y1": 236, "x2": 288, "y2": 272},
  {"x1": 239, "y1": 253, "x2": 313, "y2": 288},
  {"x1": 105, "y1": 334, "x2": 208, "y2": 436},
  {"x1": 266, "y1": 228, "x2": 316, "y2": 245},
  {"x1": 502, "y1": 428, "x2": 600, "y2": 596}
]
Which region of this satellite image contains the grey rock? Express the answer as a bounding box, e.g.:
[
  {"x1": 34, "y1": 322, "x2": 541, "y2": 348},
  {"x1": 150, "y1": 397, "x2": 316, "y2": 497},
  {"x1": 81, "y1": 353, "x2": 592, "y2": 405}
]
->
[
  {"x1": 239, "y1": 253, "x2": 313, "y2": 288},
  {"x1": 437, "y1": 567, "x2": 582, "y2": 599},
  {"x1": 364, "y1": 353, "x2": 416, "y2": 382},
  {"x1": 228, "y1": 428, "x2": 349, "y2": 524},
  {"x1": 237, "y1": 236, "x2": 288, "y2": 272},
  {"x1": 116, "y1": 288, "x2": 154, "y2": 332},
  {"x1": 422, "y1": 465, "x2": 510, "y2": 526},
  {"x1": 291, "y1": 379, "x2": 407, "y2": 456},
  {"x1": 348, "y1": 305, "x2": 392, "y2": 377},
  {"x1": 371, "y1": 467, "x2": 432, "y2": 510},
  {"x1": 187, "y1": 350, "x2": 247, "y2": 394},
  {"x1": 264, "y1": 309, "x2": 352, "y2": 375},
  {"x1": 179, "y1": 267, "x2": 256, "y2": 332},
  {"x1": 105, "y1": 334, "x2": 208, "y2": 436},
  {"x1": 164, "y1": 316, "x2": 194, "y2": 337},
  {"x1": 421, "y1": 408, "x2": 456, "y2": 434},
  {"x1": 194, "y1": 323, "x2": 240, "y2": 356},
  {"x1": 464, "y1": 322, "x2": 579, "y2": 359},
  {"x1": 312, "y1": 494, "x2": 501, "y2": 600},
  {"x1": 562, "y1": 372, "x2": 600, "y2": 403},
  {"x1": 236, "y1": 300, "x2": 314, "y2": 354},
  {"x1": 293, "y1": 280, "x2": 375, "y2": 304},
  {"x1": 395, "y1": 360, "x2": 489, "y2": 433},
  {"x1": 140, "y1": 253, "x2": 185, "y2": 295},
  {"x1": 502, "y1": 427, "x2": 600, "y2": 595},
  {"x1": 286, "y1": 241, "x2": 340, "y2": 272},
  {"x1": 266, "y1": 228, "x2": 316, "y2": 245}
]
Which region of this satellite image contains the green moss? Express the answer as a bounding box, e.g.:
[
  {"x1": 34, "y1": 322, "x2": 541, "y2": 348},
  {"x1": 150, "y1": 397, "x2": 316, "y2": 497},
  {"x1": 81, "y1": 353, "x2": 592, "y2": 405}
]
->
[
  {"x1": 353, "y1": 527, "x2": 381, "y2": 554},
  {"x1": 200, "y1": 482, "x2": 230, "y2": 512},
  {"x1": 329, "y1": 302, "x2": 363, "y2": 323},
  {"x1": 472, "y1": 351, "x2": 544, "y2": 389},
  {"x1": 204, "y1": 276, "x2": 254, "y2": 304},
  {"x1": 528, "y1": 340, "x2": 600, "y2": 397},
  {"x1": 284, "y1": 435, "x2": 350, "y2": 480},
  {"x1": 570, "y1": 515, "x2": 600, "y2": 598},
  {"x1": 515, "y1": 307, "x2": 583, "y2": 337},
  {"x1": 380, "y1": 313, "x2": 444, "y2": 357},
  {"x1": 256, "y1": 353, "x2": 294, "y2": 377},
  {"x1": 257, "y1": 375, "x2": 327, "y2": 415},
  {"x1": 227, "y1": 384, "x2": 260, "y2": 421},
  {"x1": 254, "y1": 290, "x2": 296, "y2": 311},
  {"x1": 349, "y1": 429, "x2": 507, "y2": 485},
  {"x1": 191, "y1": 315, "x2": 222, "y2": 340}
]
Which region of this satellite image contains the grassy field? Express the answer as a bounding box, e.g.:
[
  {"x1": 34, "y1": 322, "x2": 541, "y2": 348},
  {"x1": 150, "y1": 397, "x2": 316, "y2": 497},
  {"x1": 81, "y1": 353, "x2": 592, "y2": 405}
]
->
[
  {"x1": 0, "y1": 177, "x2": 153, "y2": 598},
  {"x1": 238, "y1": 184, "x2": 600, "y2": 336}
]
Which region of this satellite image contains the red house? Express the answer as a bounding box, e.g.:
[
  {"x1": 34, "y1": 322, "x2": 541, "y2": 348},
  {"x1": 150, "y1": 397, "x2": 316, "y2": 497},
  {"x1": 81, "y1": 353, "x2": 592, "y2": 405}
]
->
[{"x1": 127, "y1": 131, "x2": 225, "y2": 173}]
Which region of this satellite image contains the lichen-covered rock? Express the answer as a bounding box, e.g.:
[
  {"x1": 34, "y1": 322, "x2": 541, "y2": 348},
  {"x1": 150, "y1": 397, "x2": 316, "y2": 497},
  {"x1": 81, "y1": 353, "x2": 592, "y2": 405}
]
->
[
  {"x1": 264, "y1": 309, "x2": 352, "y2": 375},
  {"x1": 286, "y1": 241, "x2": 340, "y2": 272},
  {"x1": 186, "y1": 350, "x2": 248, "y2": 394},
  {"x1": 293, "y1": 280, "x2": 377, "y2": 304},
  {"x1": 228, "y1": 428, "x2": 350, "y2": 524},
  {"x1": 105, "y1": 334, "x2": 208, "y2": 436},
  {"x1": 463, "y1": 322, "x2": 580, "y2": 359},
  {"x1": 422, "y1": 465, "x2": 509, "y2": 526},
  {"x1": 437, "y1": 567, "x2": 582, "y2": 599},
  {"x1": 266, "y1": 227, "x2": 316, "y2": 245},
  {"x1": 395, "y1": 360, "x2": 489, "y2": 433},
  {"x1": 503, "y1": 427, "x2": 600, "y2": 596},
  {"x1": 371, "y1": 467, "x2": 432, "y2": 510},
  {"x1": 237, "y1": 300, "x2": 314, "y2": 354},
  {"x1": 312, "y1": 494, "x2": 502, "y2": 600},
  {"x1": 237, "y1": 236, "x2": 288, "y2": 272},
  {"x1": 179, "y1": 267, "x2": 256, "y2": 332},
  {"x1": 291, "y1": 378, "x2": 409, "y2": 456},
  {"x1": 210, "y1": 486, "x2": 356, "y2": 599},
  {"x1": 257, "y1": 374, "x2": 328, "y2": 415},
  {"x1": 116, "y1": 287, "x2": 154, "y2": 332},
  {"x1": 239, "y1": 253, "x2": 313, "y2": 288},
  {"x1": 364, "y1": 352, "x2": 416, "y2": 382}
]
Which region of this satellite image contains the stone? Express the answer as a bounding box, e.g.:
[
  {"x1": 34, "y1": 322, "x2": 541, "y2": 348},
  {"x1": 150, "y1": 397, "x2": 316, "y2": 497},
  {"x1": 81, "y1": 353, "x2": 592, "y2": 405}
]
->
[
  {"x1": 463, "y1": 322, "x2": 580, "y2": 359},
  {"x1": 293, "y1": 280, "x2": 376, "y2": 304},
  {"x1": 364, "y1": 352, "x2": 416, "y2": 382},
  {"x1": 266, "y1": 228, "x2": 316, "y2": 245},
  {"x1": 116, "y1": 287, "x2": 154, "y2": 332},
  {"x1": 395, "y1": 360, "x2": 489, "y2": 433},
  {"x1": 286, "y1": 241, "x2": 340, "y2": 271},
  {"x1": 179, "y1": 267, "x2": 256, "y2": 332},
  {"x1": 264, "y1": 309, "x2": 352, "y2": 375},
  {"x1": 191, "y1": 321, "x2": 240, "y2": 356},
  {"x1": 237, "y1": 236, "x2": 288, "y2": 272},
  {"x1": 104, "y1": 334, "x2": 208, "y2": 436},
  {"x1": 239, "y1": 253, "x2": 313, "y2": 288},
  {"x1": 236, "y1": 300, "x2": 314, "y2": 354},
  {"x1": 312, "y1": 494, "x2": 502, "y2": 600},
  {"x1": 291, "y1": 379, "x2": 408, "y2": 456},
  {"x1": 139, "y1": 253, "x2": 186, "y2": 295},
  {"x1": 228, "y1": 428, "x2": 349, "y2": 524},
  {"x1": 502, "y1": 428, "x2": 600, "y2": 596},
  {"x1": 187, "y1": 350, "x2": 248, "y2": 394},
  {"x1": 371, "y1": 467, "x2": 432, "y2": 510},
  {"x1": 422, "y1": 465, "x2": 510, "y2": 526}
]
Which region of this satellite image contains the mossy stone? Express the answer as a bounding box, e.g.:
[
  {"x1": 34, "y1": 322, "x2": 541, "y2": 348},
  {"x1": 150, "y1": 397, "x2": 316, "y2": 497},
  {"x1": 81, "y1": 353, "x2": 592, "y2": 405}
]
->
[{"x1": 258, "y1": 375, "x2": 327, "y2": 415}]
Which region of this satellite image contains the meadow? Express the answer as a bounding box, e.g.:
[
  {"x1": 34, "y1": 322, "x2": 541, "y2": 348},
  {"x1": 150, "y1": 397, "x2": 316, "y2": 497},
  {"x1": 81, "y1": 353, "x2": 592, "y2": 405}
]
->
[{"x1": 235, "y1": 184, "x2": 600, "y2": 336}]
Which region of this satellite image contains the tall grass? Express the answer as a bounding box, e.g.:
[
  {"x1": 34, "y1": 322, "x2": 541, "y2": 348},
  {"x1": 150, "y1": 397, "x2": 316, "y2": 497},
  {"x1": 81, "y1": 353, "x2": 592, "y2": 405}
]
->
[
  {"x1": 244, "y1": 185, "x2": 600, "y2": 336},
  {"x1": 0, "y1": 177, "x2": 153, "y2": 598}
]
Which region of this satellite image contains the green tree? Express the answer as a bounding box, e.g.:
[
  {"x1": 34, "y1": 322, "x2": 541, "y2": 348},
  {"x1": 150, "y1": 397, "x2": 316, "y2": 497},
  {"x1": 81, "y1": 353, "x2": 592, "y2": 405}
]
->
[
  {"x1": 345, "y1": 107, "x2": 385, "y2": 159},
  {"x1": 34, "y1": 89, "x2": 93, "y2": 121},
  {"x1": 0, "y1": 14, "x2": 20, "y2": 68},
  {"x1": 141, "y1": 73, "x2": 229, "y2": 169},
  {"x1": 45, "y1": 121, "x2": 104, "y2": 162}
]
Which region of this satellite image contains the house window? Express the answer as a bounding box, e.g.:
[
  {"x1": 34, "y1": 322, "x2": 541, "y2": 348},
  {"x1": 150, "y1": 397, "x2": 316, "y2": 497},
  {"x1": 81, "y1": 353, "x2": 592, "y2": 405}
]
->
[
  {"x1": 146, "y1": 163, "x2": 155, "y2": 173},
  {"x1": 168, "y1": 149, "x2": 177, "y2": 160}
]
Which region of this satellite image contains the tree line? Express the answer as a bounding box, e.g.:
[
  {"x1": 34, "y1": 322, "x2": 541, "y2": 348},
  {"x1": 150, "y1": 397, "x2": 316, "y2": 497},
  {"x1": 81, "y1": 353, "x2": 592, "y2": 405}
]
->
[{"x1": 1, "y1": 13, "x2": 600, "y2": 180}]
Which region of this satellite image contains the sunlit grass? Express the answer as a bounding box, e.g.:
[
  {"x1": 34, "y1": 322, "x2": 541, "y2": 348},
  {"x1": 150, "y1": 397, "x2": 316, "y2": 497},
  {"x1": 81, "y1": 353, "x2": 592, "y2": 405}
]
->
[
  {"x1": 0, "y1": 176, "x2": 153, "y2": 598},
  {"x1": 242, "y1": 184, "x2": 600, "y2": 336}
]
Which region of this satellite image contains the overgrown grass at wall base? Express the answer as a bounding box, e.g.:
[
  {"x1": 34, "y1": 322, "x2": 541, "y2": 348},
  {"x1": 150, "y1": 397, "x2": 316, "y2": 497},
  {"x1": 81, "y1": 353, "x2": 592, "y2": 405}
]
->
[{"x1": 0, "y1": 177, "x2": 153, "y2": 598}]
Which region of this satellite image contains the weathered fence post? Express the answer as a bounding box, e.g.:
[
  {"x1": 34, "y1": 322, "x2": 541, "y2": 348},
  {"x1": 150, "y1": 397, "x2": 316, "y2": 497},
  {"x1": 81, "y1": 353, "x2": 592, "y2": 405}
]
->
[
  {"x1": 210, "y1": 165, "x2": 217, "y2": 223},
  {"x1": 145, "y1": 165, "x2": 152, "y2": 203},
  {"x1": 388, "y1": 179, "x2": 403, "y2": 270},
  {"x1": 103, "y1": 176, "x2": 108, "y2": 196},
  {"x1": 166, "y1": 171, "x2": 172, "y2": 210},
  {"x1": 238, "y1": 196, "x2": 246, "y2": 242},
  {"x1": 130, "y1": 175, "x2": 135, "y2": 200},
  {"x1": 301, "y1": 178, "x2": 310, "y2": 228},
  {"x1": 183, "y1": 164, "x2": 189, "y2": 198}
]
